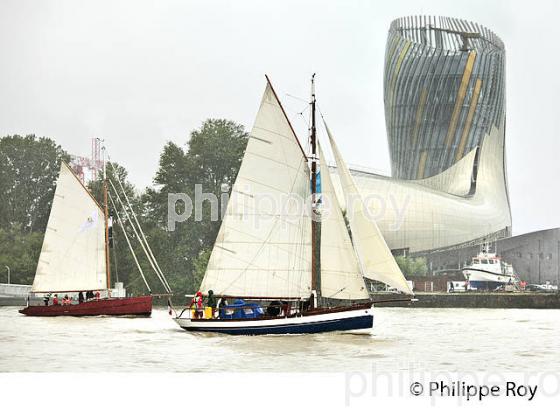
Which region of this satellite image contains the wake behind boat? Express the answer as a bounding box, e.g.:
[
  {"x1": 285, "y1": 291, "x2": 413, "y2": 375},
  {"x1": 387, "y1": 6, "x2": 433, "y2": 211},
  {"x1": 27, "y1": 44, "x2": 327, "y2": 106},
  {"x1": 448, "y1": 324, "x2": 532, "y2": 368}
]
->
[
  {"x1": 173, "y1": 75, "x2": 413, "y2": 335},
  {"x1": 20, "y1": 152, "x2": 172, "y2": 317}
]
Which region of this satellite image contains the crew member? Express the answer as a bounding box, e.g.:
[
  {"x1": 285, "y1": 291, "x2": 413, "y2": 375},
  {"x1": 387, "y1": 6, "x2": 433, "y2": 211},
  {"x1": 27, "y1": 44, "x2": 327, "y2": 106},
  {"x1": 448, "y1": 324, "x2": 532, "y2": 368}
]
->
[
  {"x1": 207, "y1": 290, "x2": 217, "y2": 317},
  {"x1": 78, "y1": 292, "x2": 84, "y2": 304},
  {"x1": 53, "y1": 294, "x2": 59, "y2": 305},
  {"x1": 190, "y1": 291, "x2": 204, "y2": 319},
  {"x1": 218, "y1": 297, "x2": 228, "y2": 318}
]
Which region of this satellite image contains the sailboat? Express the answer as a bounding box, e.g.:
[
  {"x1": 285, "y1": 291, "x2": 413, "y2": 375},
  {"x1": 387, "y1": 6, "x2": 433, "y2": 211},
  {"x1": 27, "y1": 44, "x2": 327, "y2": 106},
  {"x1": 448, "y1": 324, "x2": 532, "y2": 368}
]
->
[
  {"x1": 19, "y1": 160, "x2": 155, "y2": 317},
  {"x1": 173, "y1": 76, "x2": 412, "y2": 334}
]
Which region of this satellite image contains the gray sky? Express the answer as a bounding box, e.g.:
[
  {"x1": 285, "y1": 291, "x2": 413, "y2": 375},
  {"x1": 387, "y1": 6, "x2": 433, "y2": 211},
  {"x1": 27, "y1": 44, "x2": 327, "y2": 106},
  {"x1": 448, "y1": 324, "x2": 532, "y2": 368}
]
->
[{"x1": 1, "y1": 0, "x2": 558, "y2": 236}]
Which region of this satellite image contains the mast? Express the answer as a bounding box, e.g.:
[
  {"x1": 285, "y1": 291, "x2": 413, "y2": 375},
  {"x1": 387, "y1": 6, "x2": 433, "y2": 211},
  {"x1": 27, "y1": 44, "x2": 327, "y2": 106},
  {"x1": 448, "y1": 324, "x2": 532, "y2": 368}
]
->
[
  {"x1": 310, "y1": 74, "x2": 319, "y2": 296},
  {"x1": 102, "y1": 142, "x2": 112, "y2": 292}
]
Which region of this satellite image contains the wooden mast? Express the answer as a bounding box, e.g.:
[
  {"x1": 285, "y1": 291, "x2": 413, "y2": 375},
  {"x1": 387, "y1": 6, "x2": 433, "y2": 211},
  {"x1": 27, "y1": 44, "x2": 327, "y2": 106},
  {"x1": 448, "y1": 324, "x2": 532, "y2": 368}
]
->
[
  {"x1": 102, "y1": 144, "x2": 112, "y2": 293},
  {"x1": 310, "y1": 74, "x2": 319, "y2": 298}
]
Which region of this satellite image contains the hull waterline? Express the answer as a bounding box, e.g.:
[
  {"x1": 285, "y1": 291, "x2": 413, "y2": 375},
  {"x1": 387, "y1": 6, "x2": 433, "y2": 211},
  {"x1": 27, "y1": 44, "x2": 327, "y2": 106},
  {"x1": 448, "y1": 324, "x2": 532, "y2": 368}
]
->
[
  {"x1": 18, "y1": 295, "x2": 152, "y2": 317},
  {"x1": 463, "y1": 268, "x2": 517, "y2": 284},
  {"x1": 174, "y1": 303, "x2": 373, "y2": 335}
]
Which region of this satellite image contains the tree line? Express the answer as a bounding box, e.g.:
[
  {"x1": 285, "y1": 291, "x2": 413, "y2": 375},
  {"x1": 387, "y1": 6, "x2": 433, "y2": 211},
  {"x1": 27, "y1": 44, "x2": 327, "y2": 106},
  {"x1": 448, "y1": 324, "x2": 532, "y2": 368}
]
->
[{"x1": 0, "y1": 119, "x2": 248, "y2": 298}]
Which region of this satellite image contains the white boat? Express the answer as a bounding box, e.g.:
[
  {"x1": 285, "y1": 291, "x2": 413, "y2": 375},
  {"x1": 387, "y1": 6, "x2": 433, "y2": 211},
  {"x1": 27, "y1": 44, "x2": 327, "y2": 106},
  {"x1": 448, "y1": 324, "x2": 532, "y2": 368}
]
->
[
  {"x1": 462, "y1": 245, "x2": 519, "y2": 290},
  {"x1": 174, "y1": 76, "x2": 413, "y2": 335}
]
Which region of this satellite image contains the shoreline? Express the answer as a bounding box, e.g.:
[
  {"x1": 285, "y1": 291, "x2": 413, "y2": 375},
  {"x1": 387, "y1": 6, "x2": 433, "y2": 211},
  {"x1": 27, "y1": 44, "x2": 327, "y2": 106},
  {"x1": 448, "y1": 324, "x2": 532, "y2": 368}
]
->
[{"x1": 372, "y1": 292, "x2": 560, "y2": 309}]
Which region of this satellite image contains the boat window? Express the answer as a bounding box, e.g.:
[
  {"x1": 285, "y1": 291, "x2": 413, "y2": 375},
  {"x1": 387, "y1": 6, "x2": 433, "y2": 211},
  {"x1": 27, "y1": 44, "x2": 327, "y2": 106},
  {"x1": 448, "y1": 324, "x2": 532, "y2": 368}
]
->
[
  {"x1": 481, "y1": 259, "x2": 488, "y2": 264},
  {"x1": 473, "y1": 259, "x2": 480, "y2": 264}
]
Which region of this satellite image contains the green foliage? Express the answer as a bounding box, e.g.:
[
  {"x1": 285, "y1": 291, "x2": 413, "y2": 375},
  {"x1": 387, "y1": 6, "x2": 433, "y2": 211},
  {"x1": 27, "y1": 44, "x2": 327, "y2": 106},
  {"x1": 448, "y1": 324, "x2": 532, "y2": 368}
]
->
[
  {"x1": 395, "y1": 256, "x2": 429, "y2": 278},
  {"x1": 192, "y1": 249, "x2": 211, "y2": 291},
  {"x1": 0, "y1": 135, "x2": 69, "y2": 233},
  {"x1": 0, "y1": 226, "x2": 43, "y2": 284},
  {"x1": 144, "y1": 119, "x2": 248, "y2": 295},
  {"x1": 0, "y1": 135, "x2": 68, "y2": 284}
]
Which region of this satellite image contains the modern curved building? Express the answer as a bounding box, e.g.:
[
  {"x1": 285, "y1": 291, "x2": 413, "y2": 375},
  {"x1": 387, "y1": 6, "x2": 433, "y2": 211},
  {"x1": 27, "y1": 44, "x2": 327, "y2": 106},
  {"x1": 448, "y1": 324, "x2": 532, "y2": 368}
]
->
[
  {"x1": 332, "y1": 16, "x2": 512, "y2": 254},
  {"x1": 384, "y1": 16, "x2": 506, "y2": 181}
]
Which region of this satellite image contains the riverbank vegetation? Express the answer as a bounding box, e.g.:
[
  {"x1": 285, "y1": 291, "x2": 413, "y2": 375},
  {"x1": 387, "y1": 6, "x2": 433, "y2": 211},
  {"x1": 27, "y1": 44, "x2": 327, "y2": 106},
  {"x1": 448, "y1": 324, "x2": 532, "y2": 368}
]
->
[{"x1": 0, "y1": 119, "x2": 248, "y2": 297}]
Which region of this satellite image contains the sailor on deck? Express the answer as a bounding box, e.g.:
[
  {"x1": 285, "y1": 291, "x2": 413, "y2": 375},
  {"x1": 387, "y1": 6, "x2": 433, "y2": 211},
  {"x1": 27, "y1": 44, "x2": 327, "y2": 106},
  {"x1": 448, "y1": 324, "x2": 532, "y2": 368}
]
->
[
  {"x1": 190, "y1": 291, "x2": 204, "y2": 319},
  {"x1": 207, "y1": 290, "x2": 217, "y2": 318}
]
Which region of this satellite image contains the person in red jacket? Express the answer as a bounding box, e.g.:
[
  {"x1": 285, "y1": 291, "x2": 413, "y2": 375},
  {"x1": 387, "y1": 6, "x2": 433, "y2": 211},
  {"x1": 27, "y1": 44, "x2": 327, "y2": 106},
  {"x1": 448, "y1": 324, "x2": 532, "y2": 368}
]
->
[
  {"x1": 53, "y1": 294, "x2": 59, "y2": 305},
  {"x1": 190, "y1": 291, "x2": 204, "y2": 319}
]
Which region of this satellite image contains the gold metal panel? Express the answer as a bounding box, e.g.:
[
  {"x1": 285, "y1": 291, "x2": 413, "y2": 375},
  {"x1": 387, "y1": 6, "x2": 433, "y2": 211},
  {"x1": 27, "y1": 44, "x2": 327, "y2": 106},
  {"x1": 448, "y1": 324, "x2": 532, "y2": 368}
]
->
[
  {"x1": 412, "y1": 88, "x2": 428, "y2": 145},
  {"x1": 417, "y1": 150, "x2": 428, "y2": 179},
  {"x1": 445, "y1": 52, "x2": 477, "y2": 148},
  {"x1": 455, "y1": 78, "x2": 483, "y2": 161},
  {"x1": 390, "y1": 40, "x2": 412, "y2": 103}
]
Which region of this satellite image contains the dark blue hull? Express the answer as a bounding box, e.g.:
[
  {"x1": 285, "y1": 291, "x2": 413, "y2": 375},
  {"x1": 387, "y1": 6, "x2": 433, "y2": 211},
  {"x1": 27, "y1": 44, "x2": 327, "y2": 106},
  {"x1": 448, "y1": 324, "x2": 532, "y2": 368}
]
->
[{"x1": 181, "y1": 314, "x2": 374, "y2": 335}]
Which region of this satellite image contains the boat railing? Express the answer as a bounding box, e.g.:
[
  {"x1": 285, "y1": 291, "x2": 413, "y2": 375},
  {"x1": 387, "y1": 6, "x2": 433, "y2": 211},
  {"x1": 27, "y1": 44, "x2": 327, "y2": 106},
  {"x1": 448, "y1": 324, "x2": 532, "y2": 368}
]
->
[{"x1": 181, "y1": 303, "x2": 304, "y2": 320}]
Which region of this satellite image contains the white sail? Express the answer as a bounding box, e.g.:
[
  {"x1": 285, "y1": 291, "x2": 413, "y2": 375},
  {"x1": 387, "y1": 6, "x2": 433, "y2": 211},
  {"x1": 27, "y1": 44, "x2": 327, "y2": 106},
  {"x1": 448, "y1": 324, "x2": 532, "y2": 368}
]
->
[
  {"x1": 200, "y1": 81, "x2": 312, "y2": 298},
  {"x1": 326, "y1": 126, "x2": 413, "y2": 295},
  {"x1": 318, "y1": 143, "x2": 369, "y2": 300},
  {"x1": 32, "y1": 162, "x2": 107, "y2": 292}
]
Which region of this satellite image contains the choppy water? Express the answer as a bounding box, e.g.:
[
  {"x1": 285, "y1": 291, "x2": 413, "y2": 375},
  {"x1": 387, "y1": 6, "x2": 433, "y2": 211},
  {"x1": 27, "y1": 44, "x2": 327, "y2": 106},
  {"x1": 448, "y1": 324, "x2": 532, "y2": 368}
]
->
[{"x1": 0, "y1": 306, "x2": 559, "y2": 372}]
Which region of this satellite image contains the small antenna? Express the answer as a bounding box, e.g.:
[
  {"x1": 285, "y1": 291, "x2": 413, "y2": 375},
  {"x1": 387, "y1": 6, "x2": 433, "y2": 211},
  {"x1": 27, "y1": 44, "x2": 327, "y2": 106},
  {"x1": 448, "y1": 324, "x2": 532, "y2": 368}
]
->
[{"x1": 98, "y1": 138, "x2": 106, "y2": 180}]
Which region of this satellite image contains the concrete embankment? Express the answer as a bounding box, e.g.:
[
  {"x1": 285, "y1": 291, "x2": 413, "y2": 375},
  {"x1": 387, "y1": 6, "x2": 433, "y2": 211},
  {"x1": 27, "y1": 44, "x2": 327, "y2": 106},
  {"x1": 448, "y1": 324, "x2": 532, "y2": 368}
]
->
[{"x1": 372, "y1": 292, "x2": 560, "y2": 309}]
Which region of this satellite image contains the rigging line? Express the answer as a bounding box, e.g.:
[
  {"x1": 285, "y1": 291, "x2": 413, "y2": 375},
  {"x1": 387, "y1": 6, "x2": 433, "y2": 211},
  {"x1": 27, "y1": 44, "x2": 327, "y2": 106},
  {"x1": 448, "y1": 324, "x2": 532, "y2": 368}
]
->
[
  {"x1": 109, "y1": 163, "x2": 172, "y2": 293},
  {"x1": 108, "y1": 161, "x2": 173, "y2": 293},
  {"x1": 109, "y1": 180, "x2": 170, "y2": 294},
  {"x1": 108, "y1": 193, "x2": 151, "y2": 293},
  {"x1": 112, "y1": 230, "x2": 120, "y2": 283},
  {"x1": 108, "y1": 179, "x2": 171, "y2": 293},
  {"x1": 285, "y1": 92, "x2": 308, "y2": 104}
]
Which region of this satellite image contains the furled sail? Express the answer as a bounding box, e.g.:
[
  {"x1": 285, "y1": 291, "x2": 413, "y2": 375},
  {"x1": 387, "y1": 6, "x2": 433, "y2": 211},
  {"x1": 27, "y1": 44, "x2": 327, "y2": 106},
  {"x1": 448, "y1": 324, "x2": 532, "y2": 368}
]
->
[
  {"x1": 326, "y1": 125, "x2": 413, "y2": 295},
  {"x1": 32, "y1": 162, "x2": 107, "y2": 292},
  {"x1": 199, "y1": 81, "x2": 312, "y2": 298},
  {"x1": 318, "y1": 143, "x2": 369, "y2": 300}
]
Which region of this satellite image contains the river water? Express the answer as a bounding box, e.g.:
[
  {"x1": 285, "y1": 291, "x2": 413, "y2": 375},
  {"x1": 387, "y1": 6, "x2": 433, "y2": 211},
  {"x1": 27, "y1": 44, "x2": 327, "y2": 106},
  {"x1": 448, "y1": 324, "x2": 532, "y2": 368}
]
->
[{"x1": 1, "y1": 306, "x2": 558, "y2": 372}]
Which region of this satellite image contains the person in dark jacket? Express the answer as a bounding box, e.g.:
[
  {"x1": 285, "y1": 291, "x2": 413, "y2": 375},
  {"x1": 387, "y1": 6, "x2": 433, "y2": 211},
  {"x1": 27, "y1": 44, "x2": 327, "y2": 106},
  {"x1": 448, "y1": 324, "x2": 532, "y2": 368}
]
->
[
  {"x1": 78, "y1": 292, "x2": 84, "y2": 304},
  {"x1": 217, "y1": 297, "x2": 228, "y2": 318},
  {"x1": 207, "y1": 290, "x2": 217, "y2": 318}
]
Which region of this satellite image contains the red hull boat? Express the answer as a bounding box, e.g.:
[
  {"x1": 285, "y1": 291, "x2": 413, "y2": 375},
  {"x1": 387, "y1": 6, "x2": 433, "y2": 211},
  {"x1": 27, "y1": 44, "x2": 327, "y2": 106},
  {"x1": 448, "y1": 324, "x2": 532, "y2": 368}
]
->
[{"x1": 19, "y1": 295, "x2": 152, "y2": 317}]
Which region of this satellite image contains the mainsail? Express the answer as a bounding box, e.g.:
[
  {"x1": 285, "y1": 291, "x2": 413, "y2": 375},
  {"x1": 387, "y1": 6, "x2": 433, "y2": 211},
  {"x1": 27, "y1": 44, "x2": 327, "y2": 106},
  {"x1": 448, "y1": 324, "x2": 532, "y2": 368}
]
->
[
  {"x1": 199, "y1": 80, "x2": 312, "y2": 298},
  {"x1": 326, "y1": 125, "x2": 413, "y2": 295},
  {"x1": 318, "y1": 143, "x2": 369, "y2": 300},
  {"x1": 32, "y1": 162, "x2": 107, "y2": 292}
]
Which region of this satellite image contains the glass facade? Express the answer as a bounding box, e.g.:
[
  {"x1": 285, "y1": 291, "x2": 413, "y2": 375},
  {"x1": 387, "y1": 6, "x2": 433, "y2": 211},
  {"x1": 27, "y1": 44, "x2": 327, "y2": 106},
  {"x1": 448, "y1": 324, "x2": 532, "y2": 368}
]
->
[{"x1": 384, "y1": 16, "x2": 506, "y2": 180}]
